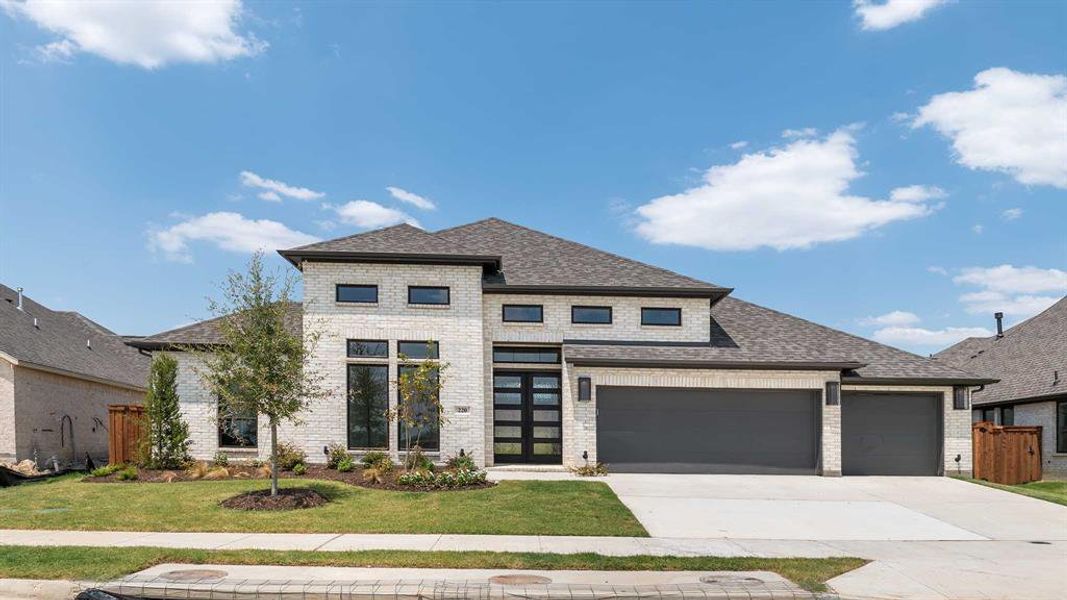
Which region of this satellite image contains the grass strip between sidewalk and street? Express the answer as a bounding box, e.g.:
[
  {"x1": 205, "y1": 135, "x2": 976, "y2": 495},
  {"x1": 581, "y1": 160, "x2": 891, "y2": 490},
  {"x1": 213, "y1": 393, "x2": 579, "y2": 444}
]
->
[
  {"x1": 0, "y1": 545, "x2": 867, "y2": 593},
  {"x1": 954, "y1": 477, "x2": 1067, "y2": 507},
  {"x1": 0, "y1": 474, "x2": 646, "y2": 536}
]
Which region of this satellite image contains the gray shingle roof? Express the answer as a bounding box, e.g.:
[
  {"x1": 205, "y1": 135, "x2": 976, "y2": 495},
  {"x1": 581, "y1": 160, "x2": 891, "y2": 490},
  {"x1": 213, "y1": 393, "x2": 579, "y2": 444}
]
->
[
  {"x1": 935, "y1": 296, "x2": 1067, "y2": 404},
  {"x1": 565, "y1": 296, "x2": 992, "y2": 382},
  {"x1": 0, "y1": 283, "x2": 150, "y2": 389},
  {"x1": 282, "y1": 224, "x2": 494, "y2": 260},
  {"x1": 128, "y1": 302, "x2": 303, "y2": 349}
]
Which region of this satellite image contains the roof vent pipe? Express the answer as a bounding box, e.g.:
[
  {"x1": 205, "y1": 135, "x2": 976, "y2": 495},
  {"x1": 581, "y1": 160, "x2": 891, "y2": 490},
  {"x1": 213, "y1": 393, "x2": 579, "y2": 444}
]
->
[
  {"x1": 994, "y1": 312, "x2": 1004, "y2": 338},
  {"x1": 33, "y1": 317, "x2": 39, "y2": 329},
  {"x1": 16, "y1": 287, "x2": 23, "y2": 311},
  {"x1": 86, "y1": 338, "x2": 92, "y2": 350}
]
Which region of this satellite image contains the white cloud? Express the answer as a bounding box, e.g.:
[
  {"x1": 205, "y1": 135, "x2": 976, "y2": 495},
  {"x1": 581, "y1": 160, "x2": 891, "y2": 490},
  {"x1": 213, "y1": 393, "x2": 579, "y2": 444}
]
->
[
  {"x1": 927, "y1": 266, "x2": 948, "y2": 275},
  {"x1": 859, "y1": 310, "x2": 921, "y2": 327},
  {"x1": 2, "y1": 0, "x2": 266, "y2": 69},
  {"x1": 329, "y1": 200, "x2": 420, "y2": 230},
  {"x1": 386, "y1": 186, "x2": 436, "y2": 211},
  {"x1": 1001, "y1": 207, "x2": 1023, "y2": 220},
  {"x1": 854, "y1": 0, "x2": 950, "y2": 31},
  {"x1": 149, "y1": 212, "x2": 319, "y2": 263},
  {"x1": 972, "y1": 224, "x2": 984, "y2": 234},
  {"x1": 239, "y1": 171, "x2": 324, "y2": 202},
  {"x1": 953, "y1": 265, "x2": 1067, "y2": 316},
  {"x1": 782, "y1": 127, "x2": 817, "y2": 139},
  {"x1": 889, "y1": 184, "x2": 946, "y2": 202},
  {"x1": 729, "y1": 141, "x2": 749, "y2": 150},
  {"x1": 872, "y1": 325, "x2": 993, "y2": 347},
  {"x1": 634, "y1": 127, "x2": 937, "y2": 251},
  {"x1": 912, "y1": 68, "x2": 1067, "y2": 188}
]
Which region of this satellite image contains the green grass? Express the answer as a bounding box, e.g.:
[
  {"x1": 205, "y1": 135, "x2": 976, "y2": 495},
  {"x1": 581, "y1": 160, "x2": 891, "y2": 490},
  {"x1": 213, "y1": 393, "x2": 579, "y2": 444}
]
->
[
  {"x1": 0, "y1": 474, "x2": 646, "y2": 536},
  {"x1": 0, "y1": 545, "x2": 866, "y2": 593},
  {"x1": 955, "y1": 477, "x2": 1067, "y2": 507}
]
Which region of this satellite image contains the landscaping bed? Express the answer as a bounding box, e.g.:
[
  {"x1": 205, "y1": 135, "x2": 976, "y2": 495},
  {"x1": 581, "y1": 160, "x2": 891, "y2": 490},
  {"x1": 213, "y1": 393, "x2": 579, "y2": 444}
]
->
[{"x1": 220, "y1": 488, "x2": 328, "y2": 511}]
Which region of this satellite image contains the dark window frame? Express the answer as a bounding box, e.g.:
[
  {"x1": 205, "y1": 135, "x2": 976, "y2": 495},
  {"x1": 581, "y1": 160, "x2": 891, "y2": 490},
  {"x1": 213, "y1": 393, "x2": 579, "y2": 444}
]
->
[
  {"x1": 346, "y1": 363, "x2": 390, "y2": 450},
  {"x1": 1058, "y1": 401, "x2": 1067, "y2": 454},
  {"x1": 217, "y1": 400, "x2": 258, "y2": 449},
  {"x1": 336, "y1": 284, "x2": 378, "y2": 304},
  {"x1": 492, "y1": 346, "x2": 562, "y2": 364},
  {"x1": 502, "y1": 304, "x2": 544, "y2": 323},
  {"x1": 397, "y1": 340, "x2": 440, "y2": 360},
  {"x1": 640, "y1": 307, "x2": 682, "y2": 326},
  {"x1": 407, "y1": 286, "x2": 450, "y2": 306},
  {"x1": 571, "y1": 305, "x2": 613, "y2": 325},
  {"x1": 1000, "y1": 405, "x2": 1014, "y2": 426},
  {"x1": 346, "y1": 339, "x2": 389, "y2": 358},
  {"x1": 397, "y1": 363, "x2": 441, "y2": 451}
]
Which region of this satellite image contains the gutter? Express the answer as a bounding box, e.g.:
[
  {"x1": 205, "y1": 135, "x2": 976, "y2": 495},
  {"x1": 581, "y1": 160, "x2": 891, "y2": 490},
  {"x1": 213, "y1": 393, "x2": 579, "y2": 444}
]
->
[
  {"x1": 565, "y1": 357, "x2": 866, "y2": 371},
  {"x1": 278, "y1": 250, "x2": 502, "y2": 270},
  {"x1": 840, "y1": 376, "x2": 1000, "y2": 386},
  {"x1": 483, "y1": 284, "x2": 732, "y2": 301}
]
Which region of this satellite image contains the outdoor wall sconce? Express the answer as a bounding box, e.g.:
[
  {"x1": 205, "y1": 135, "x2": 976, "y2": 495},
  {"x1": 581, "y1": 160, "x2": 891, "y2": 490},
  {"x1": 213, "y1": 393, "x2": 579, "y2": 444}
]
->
[
  {"x1": 825, "y1": 381, "x2": 840, "y2": 406},
  {"x1": 953, "y1": 386, "x2": 969, "y2": 410},
  {"x1": 578, "y1": 377, "x2": 592, "y2": 401}
]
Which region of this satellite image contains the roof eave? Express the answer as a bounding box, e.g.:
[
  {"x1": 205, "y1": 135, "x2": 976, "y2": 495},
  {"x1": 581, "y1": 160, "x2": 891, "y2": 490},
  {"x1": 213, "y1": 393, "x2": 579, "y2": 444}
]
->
[
  {"x1": 565, "y1": 357, "x2": 865, "y2": 370},
  {"x1": 484, "y1": 284, "x2": 733, "y2": 300},
  {"x1": 125, "y1": 340, "x2": 224, "y2": 352},
  {"x1": 841, "y1": 375, "x2": 1000, "y2": 386},
  {"x1": 278, "y1": 250, "x2": 502, "y2": 270}
]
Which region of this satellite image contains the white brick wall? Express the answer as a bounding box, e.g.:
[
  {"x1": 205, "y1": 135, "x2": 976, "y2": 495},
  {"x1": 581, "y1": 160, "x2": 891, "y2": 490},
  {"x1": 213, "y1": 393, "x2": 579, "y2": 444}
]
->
[
  {"x1": 1013, "y1": 401, "x2": 1067, "y2": 479},
  {"x1": 0, "y1": 359, "x2": 17, "y2": 463}
]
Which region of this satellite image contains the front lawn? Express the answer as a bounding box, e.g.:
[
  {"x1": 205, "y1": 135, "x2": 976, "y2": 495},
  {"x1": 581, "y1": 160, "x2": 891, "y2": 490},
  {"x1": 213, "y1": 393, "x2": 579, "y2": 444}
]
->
[
  {"x1": 0, "y1": 474, "x2": 646, "y2": 536},
  {"x1": 955, "y1": 477, "x2": 1067, "y2": 507},
  {"x1": 0, "y1": 545, "x2": 866, "y2": 593}
]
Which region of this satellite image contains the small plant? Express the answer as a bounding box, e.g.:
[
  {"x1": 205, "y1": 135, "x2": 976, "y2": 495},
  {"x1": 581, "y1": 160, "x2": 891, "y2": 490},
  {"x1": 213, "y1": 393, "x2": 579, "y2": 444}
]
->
[
  {"x1": 248, "y1": 458, "x2": 264, "y2": 468},
  {"x1": 185, "y1": 461, "x2": 210, "y2": 480},
  {"x1": 117, "y1": 466, "x2": 139, "y2": 481},
  {"x1": 405, "y1": 445, "x2": 434, "y2": 473},
  {"x1": 396, "y1": 467, "x2": 488, "y2": 490},
  {"x1": 212, "y1": 451, "x2": 230, "y2": 467},
  {"x1": 275, "y1": 442, "x2": 307, "y2": 471},
  {"x1": 90, "y1": 464, "x2": 123, "y2": 478},
  {"x1": 570, "y1": 462, "x2": 609, "y2": 477},
  {"x1": 337, "y1": 457, "x2": 355, "y2": 473},
  {"x1": 326, "y1": 443, "x2": 349, "y2": 469},
  {"x1": 360, "y1": 451, "x2": 389, "y2": 469},
  {"x1": 362, "y1": 466, "x2": 384, "y2": 483},
  {"x1": 446, "y1": 454, "x2": 477, "y2": 472},
  {"x1": 292, "y1": 463, "x2": 307, "y2": 476},
  {"x1": 204, "y1": 466, "x2": 230, "y2": 480}
]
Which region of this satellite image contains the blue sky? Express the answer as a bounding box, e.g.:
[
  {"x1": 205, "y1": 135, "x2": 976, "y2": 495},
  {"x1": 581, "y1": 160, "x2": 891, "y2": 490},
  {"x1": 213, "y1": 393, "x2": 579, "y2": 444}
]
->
[{"x1": 1, "y1": 0, "x2": 1064, "y2": 353}]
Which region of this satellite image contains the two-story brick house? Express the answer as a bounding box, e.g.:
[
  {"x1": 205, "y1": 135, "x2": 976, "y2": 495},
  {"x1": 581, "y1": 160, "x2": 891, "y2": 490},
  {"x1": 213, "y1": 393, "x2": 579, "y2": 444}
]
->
[{"x1": 130, "y1": 218, "x2": 993, "y2": 476}]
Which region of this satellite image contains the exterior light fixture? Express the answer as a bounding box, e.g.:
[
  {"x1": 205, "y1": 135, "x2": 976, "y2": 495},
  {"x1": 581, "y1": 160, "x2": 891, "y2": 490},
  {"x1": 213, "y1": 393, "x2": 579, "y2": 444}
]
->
[
  {"x1": 825, "y1": 381, "x2": 840, "y2": 406},
  {"x1": 953, "y1": 386, "x2": 969, "y2": 410},
  {"x1": 578, "y1": 377, "x2": 592, "y2": 401}
]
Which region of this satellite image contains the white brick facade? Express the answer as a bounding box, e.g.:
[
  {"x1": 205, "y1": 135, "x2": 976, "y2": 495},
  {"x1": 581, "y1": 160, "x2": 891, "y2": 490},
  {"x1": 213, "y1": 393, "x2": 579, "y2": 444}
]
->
[{"x1": 1012, "y1": 401, "x2": 1067, "y2": 479}]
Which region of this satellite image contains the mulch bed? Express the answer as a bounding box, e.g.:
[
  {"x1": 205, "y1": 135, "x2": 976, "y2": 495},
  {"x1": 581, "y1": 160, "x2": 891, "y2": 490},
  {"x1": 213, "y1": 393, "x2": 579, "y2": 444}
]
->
[
  {"x1": 219, "y1": 487, "x2": 328, "y2": 511},
  {"x1": 83, "y1": 464, "x2": 495, "y2": 492}
]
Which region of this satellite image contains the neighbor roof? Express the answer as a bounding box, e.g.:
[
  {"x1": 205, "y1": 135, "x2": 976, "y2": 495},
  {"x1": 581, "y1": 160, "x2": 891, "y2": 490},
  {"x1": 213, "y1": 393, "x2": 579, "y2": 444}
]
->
[
  {"x1": 281, "y1": 218, "x2": 730, "y2": 299},
  {"x1": 0, "y1": 283, "x2": 150, "y2": 390},
  {"x1": 127, "y1": 302, "x2": 303, "y2": 351},
  {"x1": 565, "y1": 296, "x2": 993, "y2": 383},
  {"x1": 935, "y1": 296, "x2": 1067, "y2": 405}
]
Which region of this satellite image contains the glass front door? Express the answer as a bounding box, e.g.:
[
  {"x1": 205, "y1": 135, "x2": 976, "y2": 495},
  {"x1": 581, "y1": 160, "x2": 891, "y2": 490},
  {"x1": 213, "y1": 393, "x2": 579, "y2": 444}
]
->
[{"x1": 493, "y1": 372, "x2": 562, "y2": 464}]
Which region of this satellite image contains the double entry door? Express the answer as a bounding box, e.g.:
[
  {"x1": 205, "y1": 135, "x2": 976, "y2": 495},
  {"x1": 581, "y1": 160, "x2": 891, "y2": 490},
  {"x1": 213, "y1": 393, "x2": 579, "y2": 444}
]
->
[{"x1": 493, "y1": 371, "x2": 562, "y2": 464}]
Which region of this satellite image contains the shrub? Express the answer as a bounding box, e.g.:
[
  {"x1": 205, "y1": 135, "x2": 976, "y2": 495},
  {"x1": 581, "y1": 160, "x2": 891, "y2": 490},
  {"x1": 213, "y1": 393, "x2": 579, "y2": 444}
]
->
[
  {"x1": 336, "y1": 457, "x2": 355, "y2": 473},
  {"x1": 204, "y1": 467, "x2": 229, "y2": 480},
  {"x1": 405, "y1": 446, "x2": 434, "y2": 473},
  {"x1": 141, "y1": 353, "x2": 190, "y2": 469},
  {"x1": 248, "y1": 458, "x2": 264, "y2": 468},
  {"x1": 292, "y1": 463, "x2": 307, "y2": 476},
  {"x1": 397, "y1": 468, "x2": 487, "y2": 490},
  {"x1": 360, "y1": 451, "x2": 389, "y2": 469},
  {"x1": 117, "y1": 466, "x2": 139, "y2": 481},
  {"x1": 326, "y1": 443, "x2": 349, "y2": 469},
  {"x1": 362, "y1": 466, "x2": 384, "y2": 483},
  {"x1": 212, "y1": 451, "x2": 229, "y2": 467},
  {"x1": 570, "y1": 462, "x2": 609, "y2": 477},
  {"x1": 446, "y1": 454, "x2": 476, "y2": 472},
  {"x1": 275, "y1": 442, "x2": 306, "y2": 471},
  {"x1": 185, "y1": 461, "x2": 209, "y2": 480},
  {"x1": 90, "y1": 464, "x2": 123, "y2": 478}
]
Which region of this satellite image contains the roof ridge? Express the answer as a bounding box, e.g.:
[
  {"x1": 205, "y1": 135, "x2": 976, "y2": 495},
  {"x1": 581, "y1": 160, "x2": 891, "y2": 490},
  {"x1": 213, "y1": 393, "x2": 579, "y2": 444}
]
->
[{"x1": 283, "y1": 223, "x2": 424, "y2": 252}]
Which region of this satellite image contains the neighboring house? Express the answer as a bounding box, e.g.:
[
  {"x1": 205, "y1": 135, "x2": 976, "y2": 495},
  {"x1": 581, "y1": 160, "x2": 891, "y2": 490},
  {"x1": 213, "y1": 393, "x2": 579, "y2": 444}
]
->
[
  {"x1": 129, "y1": 218, "x2": 992, "y2": 476},
  {"x1": 0, "y1": 284, "x2": 150, "y2": 466},
  {"x1": 936, "y1": 298, "x2": 1067, "y2": 479}
]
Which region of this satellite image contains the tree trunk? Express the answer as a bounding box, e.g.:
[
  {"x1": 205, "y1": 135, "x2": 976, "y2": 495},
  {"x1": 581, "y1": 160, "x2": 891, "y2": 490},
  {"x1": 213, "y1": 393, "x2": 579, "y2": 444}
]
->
[{"x1": 270, "y1": 421, "x2": 279, "y2": 496}]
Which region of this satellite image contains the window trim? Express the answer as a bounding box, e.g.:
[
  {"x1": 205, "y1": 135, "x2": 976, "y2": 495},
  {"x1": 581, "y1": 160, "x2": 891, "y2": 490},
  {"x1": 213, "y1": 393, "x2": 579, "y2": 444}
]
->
[
  {"x1": 346, "y1": 339, "x2": 389, "y2": 359},
  {"x1": 502, "y1": 304, "x2": 544, "y2": 323},
  {"x1": 336, "y1": 284, "x2": 378, "y2": 304},
  {"x1": 571, "y1": 305, "x2": 613, "y2": 325},
  {"x1": 346, "y1": 363, "x2": 390, "y2": 450},
  {"x1": 397, "y1": 340, "x2": 440, "y2": 360},
  {"x1": 640, "y1": 307, "x2": 682, "y2": 327},
  {"x1": 407, "y1": 285, "x2": 451, "y2": 306}
]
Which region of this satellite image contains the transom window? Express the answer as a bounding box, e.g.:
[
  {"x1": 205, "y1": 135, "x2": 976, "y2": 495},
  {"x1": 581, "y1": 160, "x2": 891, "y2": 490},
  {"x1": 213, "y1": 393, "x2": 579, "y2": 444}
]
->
[
  {"x1": 347, "y1": 364, "x2": 389, "y2": 449},
  {"x1": 408, "y1": 286, "x2": 450, "y2": 305},
  {"x1": 347, "y1": 339, "x2": 389, "y2": 358},
  {"x1": 336, "y1": 284, "x2": 378, "y2": 303},
  {"x1": 502, "y1": 304, "x2": 543, "y2": 323},
  {"x1": 493, "y1": 346, "x2": 561, "y2": 364},
  {"x1": 571, "y1": 306, "x2": 612, "y2": 324},
  {"x1": 398, "y1": 340, "x2": 440, "y2": 360},
  {"x1": 641, "y1": 307, "x2": 682, "y2": 326}
]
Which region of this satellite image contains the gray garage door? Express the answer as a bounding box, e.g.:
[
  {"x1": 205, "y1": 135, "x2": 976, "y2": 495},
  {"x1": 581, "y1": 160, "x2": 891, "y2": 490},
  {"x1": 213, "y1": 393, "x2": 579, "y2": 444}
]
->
[
  {"x1": 842, "y1": 392, "x2": 941, "y2": 476},
  {"x1": 596, "y1": 387, "x2": 819, "y2": 474}
]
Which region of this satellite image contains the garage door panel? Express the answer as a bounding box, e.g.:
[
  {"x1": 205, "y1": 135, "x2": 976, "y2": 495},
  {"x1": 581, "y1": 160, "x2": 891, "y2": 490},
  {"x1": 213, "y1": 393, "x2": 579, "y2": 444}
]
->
[
  {"x1": 842, "y1": 392, "x2": 941, "y2": 476},
  {"x1": 597, "y1": 387, "x2": 818, "y2": 474}
]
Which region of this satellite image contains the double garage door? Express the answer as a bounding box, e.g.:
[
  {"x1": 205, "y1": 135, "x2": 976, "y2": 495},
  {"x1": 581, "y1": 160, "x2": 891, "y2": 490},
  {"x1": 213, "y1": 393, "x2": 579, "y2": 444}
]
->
[{"x1": 596, "y1": 387, "x2": 941, "y2": 475}]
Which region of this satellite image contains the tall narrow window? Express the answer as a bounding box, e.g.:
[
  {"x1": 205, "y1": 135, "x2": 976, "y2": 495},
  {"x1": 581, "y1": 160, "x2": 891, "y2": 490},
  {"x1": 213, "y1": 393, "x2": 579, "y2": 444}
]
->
[
  {"x1": 336, "y1": 284, "x2": 378, "y2": 303},
  {"x1": 218, "y1": 401, "x2": 257, "y2": 448},
  {"x1": 398, "y1": 364, "x2": 440, "y2": 450},
  {"x1": 1057, "y1": 401, "x2": 1067, "y2": 453},
  {"x1": 347, "y1": 364, "x2": 389, "y2": 449},
  {"x1": 1000, "y1": 405, "x2": 1014, "y2": 426},
  {"x1": 641, "y1": 307, "x2": 681, "y2": 326},
  {"x1": 502, "y1": 304, "x2": 543, "y2": 323},
  {"x1": 408, "y1": 286, "x2": 450, "y2": 305}
]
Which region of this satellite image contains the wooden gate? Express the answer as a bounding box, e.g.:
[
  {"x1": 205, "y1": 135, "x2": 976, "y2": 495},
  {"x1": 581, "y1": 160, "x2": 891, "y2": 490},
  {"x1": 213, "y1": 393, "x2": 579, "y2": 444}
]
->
[
  {"x1": 108, "y1": 404, "x2": 145, "y2": 465},
  {"x1": 972, "y1": 421, "x2": 1042, "y2": 484}
]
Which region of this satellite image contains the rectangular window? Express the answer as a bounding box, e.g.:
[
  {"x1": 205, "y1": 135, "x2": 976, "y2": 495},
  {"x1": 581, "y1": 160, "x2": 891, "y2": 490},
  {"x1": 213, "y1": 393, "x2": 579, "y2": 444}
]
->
[
  {"x1": 336, "y1": 284, "x2": 378, "y2": 303},
  {"x1": 492, "y1": 346, "x2": 560, "y2": 364},
  {"x1": 1001, "y1": 405, "x2": 1014, "y2": 426},
  {"x1": 398, "y1": 340, "x2": 439, "y2": 360},
  {"x1": 641, "y1": 307, "x2": 681, "y2": 326},
  {"x1": 398, "y1": 364, "x2": 440, "y2": 450},
  {"x1": 347, "y1": 339, "x2": 389, "y2": 358},
  {"x1": 571, "y1": 306, "x2": 612, "y2": 324},
  {"x1": 218, "y1": 401, "x2": 257, "y2": 448},
  {"x1": 502, "y1": 304, "x2": 543, "y2": 323},
  {"x1": 980, "y1": 407, "x2": 997, "y2": 423},
  {"x1": 1058, "y1": 401, "x2": 1067, "y2": 453},
  {"x1": 347, "y1": 364, "x2": 389, "y2": 449},
  {"x1": 408, "y1": 286, "x2": 450, "y2": 305}
]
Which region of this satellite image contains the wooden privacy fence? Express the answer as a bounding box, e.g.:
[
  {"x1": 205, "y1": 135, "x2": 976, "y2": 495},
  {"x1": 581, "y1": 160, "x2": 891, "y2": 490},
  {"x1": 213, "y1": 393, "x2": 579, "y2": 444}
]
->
[
  {"x1": 108, "y1": 404, "x2": 145, "y2": 465},
  {"x1": 972, "y1": 421, "x2": 1042, "y2": 485}
]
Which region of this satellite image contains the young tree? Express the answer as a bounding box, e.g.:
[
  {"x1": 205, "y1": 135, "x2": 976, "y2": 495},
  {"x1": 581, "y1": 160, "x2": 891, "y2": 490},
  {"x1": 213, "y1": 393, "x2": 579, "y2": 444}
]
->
[
  {"x1": 141, "y1": 353, "x2": 190, "y2": 468},
  {"x1": 390, "y1": 344, "x2": 449, "y2": 471},
  {"x1": 197, "y1": 252, "x2": 326, "y2": 495}
]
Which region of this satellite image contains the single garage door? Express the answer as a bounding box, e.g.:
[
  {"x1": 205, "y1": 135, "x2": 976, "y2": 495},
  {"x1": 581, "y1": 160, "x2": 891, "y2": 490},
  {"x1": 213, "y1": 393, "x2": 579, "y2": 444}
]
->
[
  {"x1": 596, "y1": 387, "x2": 818, "y2": 474},
  {"x1": 842, "y1": 392, "x2": 941, "y2": 476}
]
